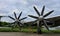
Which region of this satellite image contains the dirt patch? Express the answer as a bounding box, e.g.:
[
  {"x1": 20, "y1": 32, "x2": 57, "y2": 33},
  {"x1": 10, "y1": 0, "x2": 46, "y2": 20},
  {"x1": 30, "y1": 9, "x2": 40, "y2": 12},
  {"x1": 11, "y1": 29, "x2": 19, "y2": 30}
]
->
[{"x1": 0, "y1": 32, "x2": 60, "y2": 36}]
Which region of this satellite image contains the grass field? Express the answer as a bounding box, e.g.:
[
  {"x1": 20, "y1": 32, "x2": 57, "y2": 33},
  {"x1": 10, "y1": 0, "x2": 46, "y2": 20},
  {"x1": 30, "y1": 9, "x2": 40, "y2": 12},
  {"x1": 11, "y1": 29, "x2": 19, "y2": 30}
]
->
[
  {"x1": 0, "y1": 27, "x2": 60, "y2": 36},
  {"x1": 0, "y1": 27, "x2": 60, "y2": 34}
]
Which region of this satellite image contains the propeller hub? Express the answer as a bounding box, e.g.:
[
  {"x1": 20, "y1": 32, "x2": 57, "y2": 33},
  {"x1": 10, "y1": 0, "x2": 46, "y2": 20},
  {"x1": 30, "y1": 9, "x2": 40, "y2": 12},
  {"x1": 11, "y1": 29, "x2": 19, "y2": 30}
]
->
[
  {"x1": 39, "y1": 16, "x2": 44, "y2": 21},
  {"x1": 15, "y1": 19, "x2": 19, "y2": 22}
]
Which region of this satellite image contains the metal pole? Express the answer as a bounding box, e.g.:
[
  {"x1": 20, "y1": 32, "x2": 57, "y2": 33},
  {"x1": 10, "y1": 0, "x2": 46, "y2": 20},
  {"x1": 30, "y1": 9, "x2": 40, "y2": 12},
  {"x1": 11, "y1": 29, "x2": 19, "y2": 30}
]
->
[{"x1": 37, "y1": 21, "x2": 42, "y2": 34}]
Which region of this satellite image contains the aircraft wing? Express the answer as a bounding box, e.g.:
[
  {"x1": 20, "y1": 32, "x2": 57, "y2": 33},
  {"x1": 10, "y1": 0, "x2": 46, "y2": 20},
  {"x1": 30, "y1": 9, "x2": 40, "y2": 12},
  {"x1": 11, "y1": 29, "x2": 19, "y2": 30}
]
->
[
  {"x1": 24, "y1": 16, "x2": 60, "y2": 27},
  {"x1": 0, "y1": 16, "x2": 7, "y2": 20},
  {"x1": 0, "y1": 16, "x2": 7, "y2": 18},
  {"x1": 47, "y1": 16, "x2": 60, "y2": 27},
  {"x1": 47, "y1": 16, "x2": 60, "y2": 21}
]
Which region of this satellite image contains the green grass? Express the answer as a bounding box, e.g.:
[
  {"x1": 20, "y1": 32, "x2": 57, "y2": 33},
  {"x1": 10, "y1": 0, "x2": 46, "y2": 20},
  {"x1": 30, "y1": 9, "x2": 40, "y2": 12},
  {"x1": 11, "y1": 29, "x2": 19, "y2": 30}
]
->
[
  {"x1": 0, "y1": 27, "x2": 60, "y2": 34},
  {"x1": 21, "y1": 28, "x2": 37, "y2": 33},
  {"x1": 41, "y1": 29, "x2": 60, "y2": 34},
  {"x1": 0, "y1": 27, "x2": 20, "y2": 32}
]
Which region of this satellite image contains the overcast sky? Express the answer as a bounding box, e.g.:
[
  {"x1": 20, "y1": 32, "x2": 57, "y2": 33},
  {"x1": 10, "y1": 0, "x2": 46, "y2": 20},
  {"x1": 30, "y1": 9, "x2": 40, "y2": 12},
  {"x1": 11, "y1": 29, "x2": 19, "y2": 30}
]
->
[{"x1": 0, "y1": 0, "x2": 60, "y2": 22}]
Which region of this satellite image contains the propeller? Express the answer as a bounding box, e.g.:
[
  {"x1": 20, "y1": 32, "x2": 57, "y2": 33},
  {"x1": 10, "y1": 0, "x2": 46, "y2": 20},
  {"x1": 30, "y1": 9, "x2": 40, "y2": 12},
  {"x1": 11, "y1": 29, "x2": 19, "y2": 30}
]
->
[
  {"x1": 8, "y1": 12, "x2": 27, "y2": 29},
  {"x1": 28, "y1": 5, "x2": 54, "y2": 31}
]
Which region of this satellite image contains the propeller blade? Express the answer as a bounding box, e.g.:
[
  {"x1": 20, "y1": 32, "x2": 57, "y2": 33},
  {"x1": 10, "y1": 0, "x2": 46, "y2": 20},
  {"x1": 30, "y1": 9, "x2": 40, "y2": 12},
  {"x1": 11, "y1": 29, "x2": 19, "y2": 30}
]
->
[
  {"x1": 14, "y1": 12, "x2": 17, "y2": 19},
  {"x1": 28, "y1": 15, "x2": 38, "y2": 19},
  {"x1": 13, "y1": 22, "x2": 17, "y2": 27},
  {"x1": 9, "y1": 22, "x2": 15, "y2": 27},
  {"x1": 8, "y1": 16, "x2": 15, "y2": 20},
  {"x1": 43, "y1": 20, "x2": 49, "y2": 31},
  {"x1": 18, "y1": 12, "x2": 22, "y2": 19},
  {"x1": 43, "y1": 10, "x2": 54, "y2": 17},
  {"x1": 10, "y1": 22, "x2": 15, "y2": 24},
  {"x1": 33, "y1": 20, "x2": 38, "y2": 24},
  {"x1": 19, "y1": 17, "x2": 27, "y2": 21},
  {"x1": 33, "y1": 6, "x2": 40, "y2": 16},
  {"x1": 18, "y1": 22, "x2": 23, "y2": 27},
  {"x1": 41, "y1": 6, "x2": 45, "y2": 15}
]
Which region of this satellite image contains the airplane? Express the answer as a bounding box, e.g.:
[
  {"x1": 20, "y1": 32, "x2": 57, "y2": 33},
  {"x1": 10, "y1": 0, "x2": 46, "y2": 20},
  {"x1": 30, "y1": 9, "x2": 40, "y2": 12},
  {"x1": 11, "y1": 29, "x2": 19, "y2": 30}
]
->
[{"x1": 5, "y1": 5, "x2": 60, "y2": 34}]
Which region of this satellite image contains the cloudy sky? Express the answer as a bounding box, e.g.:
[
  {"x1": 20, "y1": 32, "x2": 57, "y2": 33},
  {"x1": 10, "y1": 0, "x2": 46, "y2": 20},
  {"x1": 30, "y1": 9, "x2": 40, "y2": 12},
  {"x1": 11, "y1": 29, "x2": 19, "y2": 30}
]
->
[{"x1": 0, "y1": 0, "x2": 60, "y2": 22}]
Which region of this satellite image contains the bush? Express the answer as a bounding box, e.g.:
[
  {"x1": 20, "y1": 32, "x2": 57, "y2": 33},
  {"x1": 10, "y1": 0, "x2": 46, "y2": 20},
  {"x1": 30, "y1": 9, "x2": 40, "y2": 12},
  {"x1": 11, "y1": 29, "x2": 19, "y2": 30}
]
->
[{"x1": 0, "y1": 22, "x2": 9, "y2": 27}]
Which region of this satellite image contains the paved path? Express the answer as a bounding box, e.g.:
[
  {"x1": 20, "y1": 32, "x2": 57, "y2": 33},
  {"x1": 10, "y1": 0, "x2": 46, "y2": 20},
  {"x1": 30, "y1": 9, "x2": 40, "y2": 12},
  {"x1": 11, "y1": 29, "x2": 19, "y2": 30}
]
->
[{"x1": 0, "y1": 32, "x2": 60, "y2": 36}]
